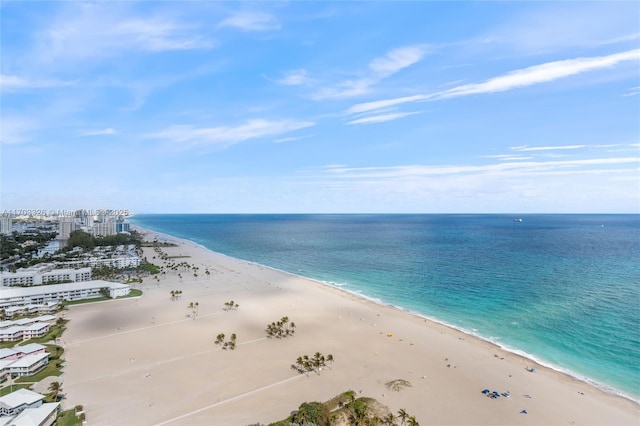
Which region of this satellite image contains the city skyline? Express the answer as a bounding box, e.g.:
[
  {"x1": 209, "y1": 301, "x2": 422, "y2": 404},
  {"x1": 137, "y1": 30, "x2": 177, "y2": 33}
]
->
[{"x1": 1, "y1": 1, "x2": 639, "y2": 213}]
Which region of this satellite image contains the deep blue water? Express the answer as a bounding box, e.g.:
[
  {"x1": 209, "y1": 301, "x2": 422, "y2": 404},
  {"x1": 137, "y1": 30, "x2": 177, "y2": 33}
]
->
[{"x1": 130, "y1": 214, "x2": 640, "y2": 399}]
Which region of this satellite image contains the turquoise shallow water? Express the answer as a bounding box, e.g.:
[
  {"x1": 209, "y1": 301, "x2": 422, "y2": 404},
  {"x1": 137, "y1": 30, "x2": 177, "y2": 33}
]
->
[{"x1": 130, "y1": 214, "x2": 640, "y2": 399}]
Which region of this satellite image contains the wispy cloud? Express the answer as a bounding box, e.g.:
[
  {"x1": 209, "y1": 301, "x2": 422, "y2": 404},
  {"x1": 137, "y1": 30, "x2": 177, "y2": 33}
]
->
[
  {"x1": 438, "y1": 49, "x2": 640, "y2": 99},
  {"x1": 148, "y1": 119, "x2": 315, "y2": 150},
  {"x1": 0, "y1": 117, "x2": 37, "y2": 145},
  {"x1": 483, "y1": 154, "x2": 534, "y2": 161},
  {"x1": 274, "y1": 135, "x2": 313, "y2": 143},
  {"x1": 347, "y1": 111, "x2": 421, "y2": 125},
  {"x1": 622, "y1": 86, "x2": 640, "y2": 97},
  {"x1": 510, "y1": 145, "x2": 587, "y2": 152},
  {"x1": 320, "y1": 157, "x2": 639, "y2": 181},
  {"x1": 0, "y1": 74, "x2": 74, "y2": 92},
  {"x1": 219, "y1": 11, "x2": 280, "y2": 31},
  {"x1": 33, "y1": 4, "x2": 216, "y2": 65},
  {"x1": 486, "y1": 3, "x2": 640, "y2": 53},
  {"x1": 346, "y1": 49, "x2": 640, "y2": 114},
  {"x1": 79, "y1": 128, "x2": 117, "y2": 137},
  {"x1": 369, "y1": 46, "x2": 427, "y2": 78},
  {"x1": 313, "y1": 45, "x2": 427, "y2": 100},
  {"x1": 313, "y1": 80, "x2": 373, "y2": 100},
  {"x1": 276, "y1": 69, "x2": 309, "y2": 86},
  {"x1": 347, "y1": 95, "x2": 430, "y2": 115}
]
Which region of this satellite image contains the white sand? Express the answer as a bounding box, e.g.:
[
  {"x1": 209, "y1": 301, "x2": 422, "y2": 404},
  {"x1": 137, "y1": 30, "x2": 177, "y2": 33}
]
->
[{"x1": 61, "y1": 228, "x2": 640, "y2": 425}]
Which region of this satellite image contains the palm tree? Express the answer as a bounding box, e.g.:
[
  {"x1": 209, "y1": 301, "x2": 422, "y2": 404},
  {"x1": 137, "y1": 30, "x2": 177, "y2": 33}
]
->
[
  {"x1": 397, "y1": 409, "x2": 408, "y2": 426},
  {"x1": 215, "y1": 333, "x2": 225, "y2": 345},
  {"x1": 407, "y1": 416, "x2": 419, "y2": 426},
  {"x1": 187, "y1": 302, "x2": 195, "y2": 319},
  {"x1": 326, "y1": 354, "x2": 334, "y2": 368},
  {"x1": 48, "y1": 381, "x2": 62, "y2": 402},
  {"x1": 383, "y1": 413, "x2": 395, "y2": 425},
  {"x1": 349, "y1": 400, "x2": 369, "y2": 426}
]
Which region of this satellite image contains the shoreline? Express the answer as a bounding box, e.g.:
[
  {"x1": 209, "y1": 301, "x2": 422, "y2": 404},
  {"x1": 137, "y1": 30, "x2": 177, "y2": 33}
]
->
[
  {"x1": 60, "y1": 224, "x2": 640, "y2": 425},
  {"x1": 134, "y1": 224, "x2": 639, "y2": 404}
]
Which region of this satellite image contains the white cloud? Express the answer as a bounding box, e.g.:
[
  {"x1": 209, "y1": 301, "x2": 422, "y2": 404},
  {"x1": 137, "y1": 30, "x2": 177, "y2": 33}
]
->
[
  {"x1": 148, "y1": 119, "x2": 315, "y2": 149},
  {"x1": 0, "y1": 74, "x2": 74, "y2": 92},
  {"x1": 510, "y1": 145, "x2": 587, "y2": 152},
  {"x1": 313, "y1": 45, "x2": 427, "y2": 100},
  {"x1": 319, "y1": 157, "x2": 638, "y2": 181},
  {"x1": 33, "y1": 4, "x2": 216, "y2": 65},
  {"x1": 219, "y1": 12, "x2": 280, "y2": 31},
  {"x1": 274, "y1": 135, "x2": 313, "y2": 143},
  {"x1": 79, "y1": 128, "x2": 117, "y2": 136},
  {"x1": 622, "y1": 86, "x2": 640, "y2": 97},
  {"x1": 486, "y1": 3, "x2": 640, "y2": 53},
  {"x1": 346, "y1": 49, "x2": 640, "y2": 114},
  {"x1": 0, "y1": 117, "x2": 36, "y2": 145},
  {"x1": 346, "y1": 95, "x2": 431, "y2": 114},
  {"x1": 483, "y1": 155, "x2": 534, "y2": 161},
  {"x1": 312, "y1": 79, "x2": 373, "y2": 100},
  {"x1": 438, "y1": 49, "x2": 640, "y2": 99},
  {"x1": 369, "y1": 46, "x2": 427, "y2": 77},
  {"x1": 347, "y1": 111, "x2": 421, "y2": 125},
  {"x1": 277, "y1": 69, "x2": 308, "y2": 86}
]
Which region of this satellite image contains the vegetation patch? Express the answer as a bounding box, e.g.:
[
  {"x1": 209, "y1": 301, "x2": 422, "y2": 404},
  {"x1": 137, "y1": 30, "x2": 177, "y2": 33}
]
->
[
  {"x1": 26, "y1": 323, "x2": 66, "y2": 344},
  {"x1": 385, "y1": 379, "x2": 412, "y2": 392},
  {"x1": 141, "y1": 241, "x2": 178, "y2": 247},
  {"x1": 214, "y1": 333, "x2": 237, "y2": 350},
  {"x1": 65, "y1": 296, "x2": 110, "y2": 306},
  {"x1": 269, "y1": 390, "x2": 421, "y2": 426},
  {"x1": 292, "y1": 352, "x2": 333, "y2": 375},
  {"x1": 125, "y1": 288, "x2": 143, "y2": 297},
  {"x1": 266, "y1": 316, "x2": 295, "y2": 338},
  {"x1": 0, "y1": 383, "x2": 31, "y2": 397},
  {"x1": 15, "y1": 361, "x2": 62, "y2": 383},
  {"x1": 55, "y1": 409, "x2": 83, "y2": 426},
  {"x1": 223, "y1": 300, "x2": 239, "y2": 311}
]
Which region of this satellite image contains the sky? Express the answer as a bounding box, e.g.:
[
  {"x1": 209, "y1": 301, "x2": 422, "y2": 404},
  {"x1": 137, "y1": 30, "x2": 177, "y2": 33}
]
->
[{"x1": 1, "y1": 1, "x2": 639, "y2": 214}]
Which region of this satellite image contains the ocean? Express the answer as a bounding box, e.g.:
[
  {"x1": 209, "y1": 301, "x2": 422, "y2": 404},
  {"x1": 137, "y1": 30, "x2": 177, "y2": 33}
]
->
[{"x1": 129, "y1": 214, "x2": 640, "y2": 400}]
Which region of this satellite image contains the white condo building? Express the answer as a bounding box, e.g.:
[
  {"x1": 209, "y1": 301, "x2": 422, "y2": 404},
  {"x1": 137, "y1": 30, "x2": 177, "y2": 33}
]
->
[
  {"x1": 1, "y1": 267, "x2": 92, "y2": 287},
  {"x1": 0, "y1": 280, "x2": 131, "y2": 309},
  {"x1": 58, "y1": 256, "x2": 141, "y2": 269}
]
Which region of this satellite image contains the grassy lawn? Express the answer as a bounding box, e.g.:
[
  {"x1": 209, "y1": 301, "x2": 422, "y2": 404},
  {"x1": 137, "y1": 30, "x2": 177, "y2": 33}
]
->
[
  {"x1": 56, "y1": 409, "x2": 83, "y2": 426},
  {"x1": 24, "y1": 324, "x2": 65, "y2": 345},
  {"x1": 0, "y1": 383, "x2": 31, "y2": 397},
  {"x1": 15, "y1": 359, "x2": 62, "y2": 383},
  {"x1": 65, "y1": 296, "x2": 110, "y2": 306},
  {"x1": 0, "y1": 341, "x2": 18, "y2": 349},
  {"x1": 122, "y1": 288, "x2": 143, "y2": 298},
  {"x1": 64, "y1": 288, "x2": 143, "y2": 306}
]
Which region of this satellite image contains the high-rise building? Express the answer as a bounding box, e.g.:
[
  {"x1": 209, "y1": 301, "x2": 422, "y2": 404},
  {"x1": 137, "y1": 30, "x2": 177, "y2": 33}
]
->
[
  {"x1": 58, "y1": 218, "x2": 77, "y2": 239},
  {"x1": 115, "y1": 222, "x2": 130, "y2": 233},
  {"x1": 92, "y1": 221, "x2": 116, "y2": 237},
  {"x1": 0, "y1": 215, "x2": 14, "y2": 235}
]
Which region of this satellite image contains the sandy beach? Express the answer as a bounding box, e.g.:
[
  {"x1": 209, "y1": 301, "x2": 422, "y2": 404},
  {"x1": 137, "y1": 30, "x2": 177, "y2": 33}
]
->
[{"x1": 61, "y1": 227, "x2": 640, "y2": 425}]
